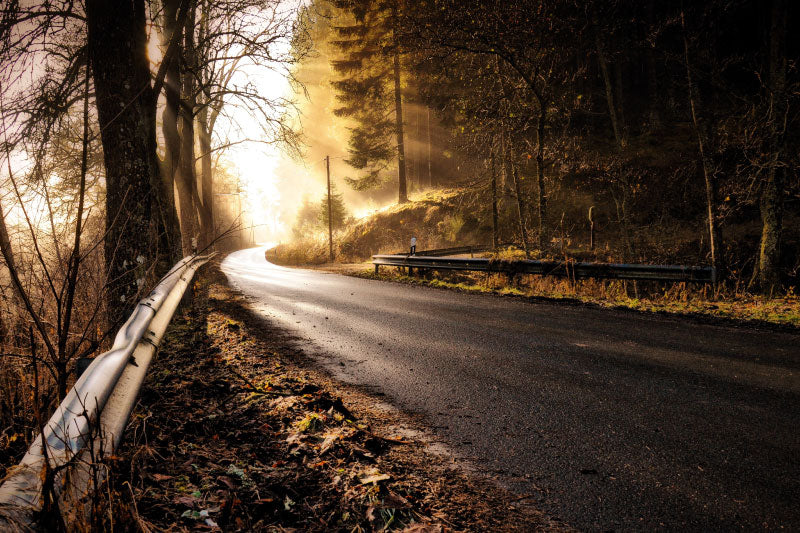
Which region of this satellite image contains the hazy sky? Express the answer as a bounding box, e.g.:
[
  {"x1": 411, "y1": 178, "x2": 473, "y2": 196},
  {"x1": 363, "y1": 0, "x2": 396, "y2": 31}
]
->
[{"x1": 221, "y1": 1, "x2": 395, "y2": 244}]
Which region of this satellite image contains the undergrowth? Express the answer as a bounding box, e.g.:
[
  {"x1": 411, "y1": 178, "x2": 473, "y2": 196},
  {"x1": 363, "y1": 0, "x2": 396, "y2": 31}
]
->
[{"x1": 359, "y1": 265, "x2": 800, "y2": 328}]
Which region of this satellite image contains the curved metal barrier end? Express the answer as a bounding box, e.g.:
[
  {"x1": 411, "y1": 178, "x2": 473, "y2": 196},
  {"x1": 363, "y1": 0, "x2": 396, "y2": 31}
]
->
[{"x1": 0, "y1": 253, "x2": 215, "y2": 530}]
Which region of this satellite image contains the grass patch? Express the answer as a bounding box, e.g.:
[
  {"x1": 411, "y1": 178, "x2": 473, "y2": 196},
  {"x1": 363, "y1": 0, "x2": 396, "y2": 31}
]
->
[{"x1": 358, "y1": 267, "x2": 800, "y2": 329}]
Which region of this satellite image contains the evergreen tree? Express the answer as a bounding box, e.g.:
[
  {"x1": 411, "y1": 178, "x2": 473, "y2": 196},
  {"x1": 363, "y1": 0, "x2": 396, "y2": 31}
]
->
[
  {"x1": 330, "y1": 0, "x2": 408, "y2": 203},
  {"x1": 319, "y1": 185, "x2": 350, "y2": 231},
  {"x1": 291, "y1": 188, "x2": 350, "y2": 239}
]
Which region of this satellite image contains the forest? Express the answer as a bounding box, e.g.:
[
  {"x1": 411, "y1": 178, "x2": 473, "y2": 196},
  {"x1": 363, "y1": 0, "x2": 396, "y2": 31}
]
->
[{"x1": 284, "y1": 0, "x2": 797, "y2": 298}]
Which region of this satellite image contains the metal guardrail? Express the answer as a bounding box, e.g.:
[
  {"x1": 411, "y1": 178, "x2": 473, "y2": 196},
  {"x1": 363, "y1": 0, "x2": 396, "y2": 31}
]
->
[
  {"x1": 405, "y1": 244, "x2": 494, "y2": 257},
  {"x1": 373, "y1": 252, "x2": 715, "y2": 284},
  {"x1": 0, "y1": 253, "x2": 214, "y2": 531}
]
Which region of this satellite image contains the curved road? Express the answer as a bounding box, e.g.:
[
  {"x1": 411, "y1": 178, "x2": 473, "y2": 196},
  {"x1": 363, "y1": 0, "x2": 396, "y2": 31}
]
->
[{"x1": 221, "y1": 247, "x2": 800, "y2": 531}]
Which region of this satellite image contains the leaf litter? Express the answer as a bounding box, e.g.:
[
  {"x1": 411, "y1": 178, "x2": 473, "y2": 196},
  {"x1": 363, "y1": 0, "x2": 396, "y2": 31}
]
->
[{"x1": 102, "y1": 266, "x2": 563, "y2": 532}]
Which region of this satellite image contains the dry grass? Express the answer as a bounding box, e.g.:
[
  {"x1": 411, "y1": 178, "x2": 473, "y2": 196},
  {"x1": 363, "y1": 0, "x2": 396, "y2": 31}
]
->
[
  {"x1": 267, "y1": 236, "x2": 331, "y2": 266},
  {"x1": 357, "y1": 265, "x2": 800, "y2": 329}
]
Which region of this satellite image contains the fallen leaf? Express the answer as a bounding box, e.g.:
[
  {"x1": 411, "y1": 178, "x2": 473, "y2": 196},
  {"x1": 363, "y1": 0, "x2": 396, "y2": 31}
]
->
[
  {"x1": 359, "y1": 473, "x2": 390, "y2": 485},
  {"x1": 319, "y1": 433, "x2": 339, "y2": 454}
]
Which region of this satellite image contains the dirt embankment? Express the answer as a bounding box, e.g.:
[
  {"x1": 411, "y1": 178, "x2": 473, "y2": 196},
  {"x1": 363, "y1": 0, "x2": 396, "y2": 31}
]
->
[
  {"x1": 105, "y1": 267, "x2": 561, "y2": 532},
  {"x1": 268, "y1": 190, "x2": 485, "y2": 266}
]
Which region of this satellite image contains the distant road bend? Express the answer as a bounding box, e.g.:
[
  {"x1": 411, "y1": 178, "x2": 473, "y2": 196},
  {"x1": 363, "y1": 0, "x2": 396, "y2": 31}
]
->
[{"x1": 221, "y1": 247, "x2": 800, "y2": 531}]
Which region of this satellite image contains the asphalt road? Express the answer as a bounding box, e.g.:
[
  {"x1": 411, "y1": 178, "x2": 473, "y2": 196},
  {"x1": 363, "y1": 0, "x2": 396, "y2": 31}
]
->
[{"x1": 221, "y1": 247, "x2": 800, "y2": 531}]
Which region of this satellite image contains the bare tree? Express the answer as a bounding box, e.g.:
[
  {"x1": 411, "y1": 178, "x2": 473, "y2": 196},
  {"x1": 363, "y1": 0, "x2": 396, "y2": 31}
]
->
[
  {"x1": 1, "y1": 56, "x2": 106, "y2": 402},
  {"x1": 757, "y1": 0, "x2": 789, "y2": 294},
  {"x1": 190, "y1": 0, "x2": 306, "y2": 247},
  {"x1": 681, "y1": 9, "x2": 724, "y2": 283}
]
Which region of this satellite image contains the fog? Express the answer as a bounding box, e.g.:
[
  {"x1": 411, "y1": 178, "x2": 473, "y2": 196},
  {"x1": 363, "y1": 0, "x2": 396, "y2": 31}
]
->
[{"x1": 235, "y1": 48, "x2": 399, "y2": 244}]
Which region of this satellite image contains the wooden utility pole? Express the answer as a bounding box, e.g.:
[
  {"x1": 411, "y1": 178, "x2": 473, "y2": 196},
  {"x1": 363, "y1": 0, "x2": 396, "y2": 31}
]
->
[
  {"x1": 237, "y1": 185, "x2": 243, "y2": 248},
  {"x1": 326, "y1": 155, "x2": 334, "y2": 261}
]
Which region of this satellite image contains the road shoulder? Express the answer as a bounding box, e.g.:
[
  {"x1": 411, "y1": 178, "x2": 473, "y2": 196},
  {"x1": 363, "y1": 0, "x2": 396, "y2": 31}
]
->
[
  {"x1": 106, "y1": 265, "x2": 563, "y2": 531},
  {"x1": 295, "y1": 261, "x2": 800, "y2": 333}
]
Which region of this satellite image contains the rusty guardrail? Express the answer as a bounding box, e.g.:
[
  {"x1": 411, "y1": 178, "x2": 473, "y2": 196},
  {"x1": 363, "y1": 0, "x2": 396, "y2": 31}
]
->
[{"x1": 0, "y1": 253, "x2": 214, "y2": 531}]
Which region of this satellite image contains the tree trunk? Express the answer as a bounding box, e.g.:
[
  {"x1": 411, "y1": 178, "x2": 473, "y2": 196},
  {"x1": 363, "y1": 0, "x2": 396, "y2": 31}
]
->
[
  {"x1": 509, "y1": 145, "x2": 530, "y2": 258},
  {"x1": 197, "y1": 106, "x2": 214, "y2": 249},
  {"x1": 392, "y1": 25, "x2": 408, "y2": 204},
  {"x1": 409, "y1": 108, "x2": 417, "y2": 190},
  {"x1": 613, "y1": 58, "x2": 628, "y2": 143},
  {"x1": 416, "y1": 104, "x2": 424, "y2": 190},
  {"x1": 162, "y1": 0, "x2": 180, "y2": 193},
  {"x1": 758, "y1": 0, "x2": 787, "y2": 295},
  {"x1": 534, "y1": 94, "x2": 547, "y2": 250},
  {"x1": 645, "y1": 49, "x2": 661, "y2": 130},
  {"x1": 595, "y1": 31, "x2": 624, "y2": 148},
  {"x1": 194, "y1": 0, "x2": 213, "y2": 249},
  {"x1": 178, "y1": 4, "x2": 200, "y2": 255},
  {"x1": 759, "y1": 170, "x2": 784, "y2": 295},
  {"x1": 151, "y1": 97, "x2": 181, "y2": 267},
  {"x1": 499, "y1": 129, "x2": 514, "y2": 198},
  {"x1": 426, "y1": 107, "x2": 433, "y2": 187},
  {"x1": 160, "y1": 0, "x2": 183, "y2": 262},
  {"x1": 682, "y1": 10, "x2": 724, "y2": 282},
  {"x1": 613, "y1": 189, "x2": 633, "y2": 261},
  {"x1": 86, "y1": 0, "x2": 159, "y2": 326},
  {"x1": 0, "y1": 204, "x2": 19, "y2": 304},
  {"x1": 490, "y1": 142, "x2": 498, "y2": 250},
  {"x1": 645, "y1": 0, "x2": 661, "y2": 131}
]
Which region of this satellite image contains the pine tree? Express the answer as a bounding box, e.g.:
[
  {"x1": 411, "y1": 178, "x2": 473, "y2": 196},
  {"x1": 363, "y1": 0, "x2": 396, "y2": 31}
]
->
[
  {"x1": 330, "y1": 0, "x2": 408, "y2": 203},
  {"x1": 319, "y1": 184, "x2": 350, "y2": 232},
  {"x1": 291, "y1": 188, "x2": 350, "y2": 239}
]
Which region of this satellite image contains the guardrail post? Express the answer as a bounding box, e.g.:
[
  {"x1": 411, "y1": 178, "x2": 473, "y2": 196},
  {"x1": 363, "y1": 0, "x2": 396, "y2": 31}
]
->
[{"x1": 374, "y1": 263, "x2": 379, "y2": 275}]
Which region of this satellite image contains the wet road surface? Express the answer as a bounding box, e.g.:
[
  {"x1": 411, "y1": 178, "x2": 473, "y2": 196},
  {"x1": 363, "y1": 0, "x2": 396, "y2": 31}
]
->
[{"x1": 221, "y1": 247, "x2": 800, "y2": 531}]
